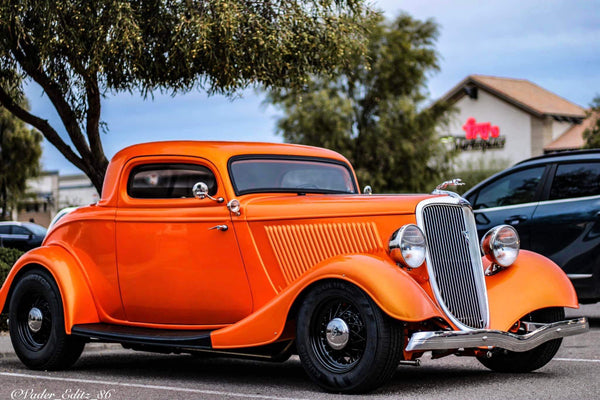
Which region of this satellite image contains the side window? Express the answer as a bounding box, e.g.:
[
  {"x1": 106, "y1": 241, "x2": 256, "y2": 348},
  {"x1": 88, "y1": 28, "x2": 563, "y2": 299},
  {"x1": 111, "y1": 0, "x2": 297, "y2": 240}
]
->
[
  {"x1": 549, "y1": 162, "x2": 600, "y2": 200},
  {"x1": 12, "y1": 226, "x2": 31, "y2": 235},
  {"x1": 127, "y1": 163, "x2": 217, "y2": 199},
  {"x1": 0, "y1": 225, "x2": 10, "y2": 234},
  {"x1": 474, "y1": 167, "x2": 545, "y2": 209}
]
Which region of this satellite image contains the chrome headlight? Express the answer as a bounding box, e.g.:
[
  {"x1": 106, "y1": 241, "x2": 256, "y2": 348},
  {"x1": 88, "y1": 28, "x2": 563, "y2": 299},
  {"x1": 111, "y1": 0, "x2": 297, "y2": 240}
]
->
[
  {"x1": 388, "y1": 224, "x2": 427, "y2": 269},
  {"x1": 481, "y1": 225, "x2": 520, "y2": 267}
]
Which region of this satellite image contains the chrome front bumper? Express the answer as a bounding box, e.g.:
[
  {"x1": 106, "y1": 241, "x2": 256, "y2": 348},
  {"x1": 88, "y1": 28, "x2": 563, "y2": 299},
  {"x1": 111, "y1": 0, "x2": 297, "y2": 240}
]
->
[{"x1": 406, "y1": 317, "x2": 589, "y2": 353}]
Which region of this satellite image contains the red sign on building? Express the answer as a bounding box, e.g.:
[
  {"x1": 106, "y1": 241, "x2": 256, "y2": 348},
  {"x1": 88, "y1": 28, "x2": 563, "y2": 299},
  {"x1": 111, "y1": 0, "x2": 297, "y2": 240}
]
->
[{"x1": 462, "y1": 118, "x2": 500, "y2": 140}]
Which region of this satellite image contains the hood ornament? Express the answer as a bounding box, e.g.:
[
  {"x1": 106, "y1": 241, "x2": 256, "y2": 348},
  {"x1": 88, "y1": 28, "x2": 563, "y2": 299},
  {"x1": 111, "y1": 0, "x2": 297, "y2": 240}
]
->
[
  {"x1": 432, "y1": 178, "x2": 470, "y2": 205},
  {"x1": 435, "y1": 178, "x2": 465, "y2": 191}
]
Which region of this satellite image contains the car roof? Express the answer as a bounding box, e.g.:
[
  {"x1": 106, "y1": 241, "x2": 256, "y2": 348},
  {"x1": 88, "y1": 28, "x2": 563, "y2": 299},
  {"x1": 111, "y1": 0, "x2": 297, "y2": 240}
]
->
[
  {"x1": 0, "y1": 221, "x2": 46, "y2": 230},
  {"x1": 99, "y1": 141, "x2": 353, "y2": 207},
  {"x1": 0, "y1": 221, "x2": 25, "y2": 226},
  {"x1": 515, "y1": 149, "x2": 600, "y2": 167},
  {"x1": 464, "y1": 149, "x2": 600, "y2": 199}
]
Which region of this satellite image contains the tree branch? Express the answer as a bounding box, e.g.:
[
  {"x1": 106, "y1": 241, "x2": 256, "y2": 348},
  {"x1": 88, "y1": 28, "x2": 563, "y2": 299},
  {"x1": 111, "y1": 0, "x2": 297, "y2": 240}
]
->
[
  {"x1": 0, "y1": 85, "x2": 87, "y2": 173},
  {"x1": 85, "y1": 73, "x2": 107, "y2": 164},
  {"x1": 9, "y1": 35, "x2": 93, "y2": 162}
]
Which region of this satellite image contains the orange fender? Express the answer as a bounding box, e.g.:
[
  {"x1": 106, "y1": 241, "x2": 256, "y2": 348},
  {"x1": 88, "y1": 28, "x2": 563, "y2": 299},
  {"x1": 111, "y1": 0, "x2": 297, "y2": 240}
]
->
[
  {"x1": 486, "y1": 250, "x2": 579, "y2": 331},
  {"x1": 211, "y1": 254, "x2": 443, "y2": 349},
  {"x1": 0, "y1": 246, "x2": 99, "y2": 334}
]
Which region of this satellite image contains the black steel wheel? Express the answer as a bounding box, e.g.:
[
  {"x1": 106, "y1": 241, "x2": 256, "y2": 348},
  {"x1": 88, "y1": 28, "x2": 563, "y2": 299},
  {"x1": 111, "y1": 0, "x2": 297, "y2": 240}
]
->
[
  {"x1": 9, "y1": 270, "x2": 85, "y2": 370},
  {"x1": 15, "y1": 292, "x2": 53, "y2": 352},
  {"x1": 296, "y1": 280, "x2": 403, "y2": 393},
  {"x1": 477, "y1": 307, "x2": 564, "y2": 373}
]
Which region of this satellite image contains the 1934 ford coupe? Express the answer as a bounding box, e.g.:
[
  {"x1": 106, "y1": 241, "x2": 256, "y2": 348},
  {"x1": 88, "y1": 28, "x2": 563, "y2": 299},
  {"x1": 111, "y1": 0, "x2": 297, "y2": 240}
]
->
[{"x1": 0, "y1": 141, "x2": 589, "y2": 393}]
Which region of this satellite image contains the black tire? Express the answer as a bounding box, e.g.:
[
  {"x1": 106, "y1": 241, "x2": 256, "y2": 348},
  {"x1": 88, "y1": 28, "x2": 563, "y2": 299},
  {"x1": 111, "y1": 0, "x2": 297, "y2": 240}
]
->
[
  {"x1": 296, "y1": 280, "x2": 403, "y2": 393},
  {"x1": 477, "y1": 307, "x2": 564, "y2": 373},
  {"x1": 9, "y1": 270, "x2": 85, "y2": 370}
]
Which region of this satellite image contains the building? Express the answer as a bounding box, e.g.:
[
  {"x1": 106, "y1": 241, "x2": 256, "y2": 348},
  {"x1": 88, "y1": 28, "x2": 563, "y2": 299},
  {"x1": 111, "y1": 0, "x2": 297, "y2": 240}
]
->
[
  {"x1": 17, "y1": 172, "x2": 98, "y2": 227},
  {"x1": 438, "y1": 75, "x2": 590, "y2": 169}
]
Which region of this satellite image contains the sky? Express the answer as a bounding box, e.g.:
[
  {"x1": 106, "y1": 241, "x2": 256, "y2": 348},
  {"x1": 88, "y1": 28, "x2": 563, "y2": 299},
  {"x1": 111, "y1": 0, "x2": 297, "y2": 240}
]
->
[{"x1": 25, "y1": 0, "x2": 600, "y2": 175}]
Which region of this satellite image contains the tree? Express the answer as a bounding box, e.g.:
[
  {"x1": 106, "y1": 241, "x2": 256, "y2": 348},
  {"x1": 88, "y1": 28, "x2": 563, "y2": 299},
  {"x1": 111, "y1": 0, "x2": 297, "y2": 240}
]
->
[
  {"x1": 0, "y1": 105, "x2": 42, "y2": 220},
  {"x1": 583, "y1": 96, "x2": 600, "y2": 149},
  {"x1": 0, "y1": 0, "x2": 370, "y2": 193},
  {"x1": 267, "y1": 13, "x2": 454, "y2": 193}
]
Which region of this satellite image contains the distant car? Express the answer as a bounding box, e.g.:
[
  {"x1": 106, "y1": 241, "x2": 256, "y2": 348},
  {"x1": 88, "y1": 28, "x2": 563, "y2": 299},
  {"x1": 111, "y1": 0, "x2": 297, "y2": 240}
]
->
[
  {"x1": 48, "y1": 207, "x2": 79, "y2": 230},
  {"x1": 0, "y1": 221, "x2": 47, "y2": 251},
  {"x1": 464, "y1": 150, "x2": 600, "y2": 303}
]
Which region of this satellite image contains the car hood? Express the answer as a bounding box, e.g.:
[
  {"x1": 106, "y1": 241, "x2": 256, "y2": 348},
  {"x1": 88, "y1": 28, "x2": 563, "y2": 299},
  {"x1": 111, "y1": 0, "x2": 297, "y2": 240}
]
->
[{"x1": 240, "y1": 193, "x2": 438, "y2": 221}]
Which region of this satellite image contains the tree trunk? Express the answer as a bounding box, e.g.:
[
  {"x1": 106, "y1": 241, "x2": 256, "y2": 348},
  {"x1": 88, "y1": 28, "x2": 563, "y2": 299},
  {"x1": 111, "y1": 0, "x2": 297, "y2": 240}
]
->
[{"x1": 0, "y1": 180, "x2": 7, "y2": 220}]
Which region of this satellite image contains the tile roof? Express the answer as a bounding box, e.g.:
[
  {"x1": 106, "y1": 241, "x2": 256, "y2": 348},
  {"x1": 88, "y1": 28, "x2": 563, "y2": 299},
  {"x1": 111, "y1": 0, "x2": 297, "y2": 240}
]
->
[
  {"x1": 442, "y1": 75, "x2": 586, "y2": 118},
  {"x1": 545, "y1": 111, "x2": 598, "y2": 151}
]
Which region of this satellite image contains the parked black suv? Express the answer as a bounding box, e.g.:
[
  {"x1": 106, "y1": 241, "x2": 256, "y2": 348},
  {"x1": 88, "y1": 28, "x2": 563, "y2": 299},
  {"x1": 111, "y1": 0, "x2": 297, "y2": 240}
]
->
[
  {"x1": 464, "y1": 150, "x2": 600, "y2": 303},
  {"x1": 0, "y1": 221, "x2": 47, "y2": 251}
]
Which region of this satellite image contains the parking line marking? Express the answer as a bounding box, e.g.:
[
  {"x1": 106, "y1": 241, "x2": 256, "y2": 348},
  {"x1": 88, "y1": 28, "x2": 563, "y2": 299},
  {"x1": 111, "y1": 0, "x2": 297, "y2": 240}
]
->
[
  {"x1": 0, "y1": 371, "x2": 311, "y2": 400},
  {"x1": 554, "y1": 358, "x2": 600, "y2": 363}
]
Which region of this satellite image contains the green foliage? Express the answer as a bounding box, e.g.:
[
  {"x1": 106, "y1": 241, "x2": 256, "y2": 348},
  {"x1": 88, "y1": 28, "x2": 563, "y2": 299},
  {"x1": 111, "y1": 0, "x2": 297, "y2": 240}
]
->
[
  {"x1": 0, "y1": 247, "x2": 23, "y2": 331},
  {"x1": 0, "y1": 247, "x2": 24, "y2": 266},
  {"x1": 451, "y1": 157, "x2": 511, "y2": 195},
  {"x1": 0, "y1": 0, "x2": 371, "y2": 193},
  {"x1": 583, "y1": 96, "x2": 600, "y2": 149},
  {"x1": 0, "y1": 105, "x2": 42, "y2": 220},
  {"x1": 267, "y1": 13, "x2": 454, "y2": 193}
]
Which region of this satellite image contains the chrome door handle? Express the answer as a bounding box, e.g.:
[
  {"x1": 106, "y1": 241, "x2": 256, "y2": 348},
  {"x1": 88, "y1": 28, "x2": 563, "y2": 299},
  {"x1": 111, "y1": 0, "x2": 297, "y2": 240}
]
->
[
  {"x1": 208, "y1": 224, "x2": 228, "y2": 232},
  {"x1": 504, "y1": 215, "x2": 527, "y2": 225}
]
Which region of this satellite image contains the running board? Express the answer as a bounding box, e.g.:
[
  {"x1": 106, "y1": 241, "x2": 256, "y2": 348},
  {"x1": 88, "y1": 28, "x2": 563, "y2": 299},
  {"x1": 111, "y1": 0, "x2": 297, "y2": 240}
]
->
[{"x1": 71, "y1": 323, "x2": 213, "y2": 350}]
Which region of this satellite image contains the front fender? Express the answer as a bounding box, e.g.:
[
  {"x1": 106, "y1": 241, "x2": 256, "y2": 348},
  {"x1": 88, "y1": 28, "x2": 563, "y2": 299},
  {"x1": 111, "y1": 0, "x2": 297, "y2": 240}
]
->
[
  {"x1": 211, "y1": 254, "x2": 443, "y2": 349},
  {"x1": 486, "y1": 250, "x2": 579, "y2": 331},
  {"x1": 0, "y1": 246, "x2": 99, "y2": 334}
]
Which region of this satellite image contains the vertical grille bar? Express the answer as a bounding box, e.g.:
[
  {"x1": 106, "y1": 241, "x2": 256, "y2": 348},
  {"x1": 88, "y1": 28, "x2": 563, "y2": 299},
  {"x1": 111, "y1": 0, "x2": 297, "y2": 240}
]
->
[{"x1": 420, "y1": 202, "x2": 488, "y2": 329}]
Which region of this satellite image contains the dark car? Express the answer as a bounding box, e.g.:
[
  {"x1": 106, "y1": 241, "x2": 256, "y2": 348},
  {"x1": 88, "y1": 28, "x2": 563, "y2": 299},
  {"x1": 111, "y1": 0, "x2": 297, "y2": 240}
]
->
[
  {"x1": 0, "y1": 221, "x2": 47, "y2": 251},
  {"x1": 464, "y1": 150, "x2": 600, "y2": 303}
]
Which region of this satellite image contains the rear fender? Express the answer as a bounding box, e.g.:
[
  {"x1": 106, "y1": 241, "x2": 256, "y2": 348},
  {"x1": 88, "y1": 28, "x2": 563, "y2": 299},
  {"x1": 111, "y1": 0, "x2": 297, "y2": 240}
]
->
[
  {"x1": 486, "y1": 250, "x2": 579, "y2": 331},
  {"x1": 0, "y1": 246, "x2": 99, "y2": 333},
  {"x1": 211, "y1": 254, "x2": 443, "y2": 349}
]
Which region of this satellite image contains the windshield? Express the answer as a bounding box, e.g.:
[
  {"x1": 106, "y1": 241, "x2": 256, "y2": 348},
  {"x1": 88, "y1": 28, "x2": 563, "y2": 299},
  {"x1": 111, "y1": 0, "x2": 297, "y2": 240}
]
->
[
  {"x1": 22, "y1": 222, "x2": 47, "y2": 236},
  {"x1": 229, "y1": 157, "x2": 357, "y2": 195}
]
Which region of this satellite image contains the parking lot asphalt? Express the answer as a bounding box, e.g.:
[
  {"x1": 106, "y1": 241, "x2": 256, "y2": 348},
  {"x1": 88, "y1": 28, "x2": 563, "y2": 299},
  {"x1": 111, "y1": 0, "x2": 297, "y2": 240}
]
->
[{"x1": 0, "y1": 303, "x2": 598, "y2": 400}]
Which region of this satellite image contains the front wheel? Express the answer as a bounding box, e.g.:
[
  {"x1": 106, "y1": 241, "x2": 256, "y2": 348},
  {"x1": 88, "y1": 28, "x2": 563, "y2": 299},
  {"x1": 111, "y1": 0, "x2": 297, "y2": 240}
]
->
[
  {"x1": 296, "y1": 280, "x2": 403, "y2": 393},
  {"x1": 477, "y1": 307, "x2": 564, "y2": 373},
  {"x1": 9, "y1": 270, "x2": 85, "y2": 370}
]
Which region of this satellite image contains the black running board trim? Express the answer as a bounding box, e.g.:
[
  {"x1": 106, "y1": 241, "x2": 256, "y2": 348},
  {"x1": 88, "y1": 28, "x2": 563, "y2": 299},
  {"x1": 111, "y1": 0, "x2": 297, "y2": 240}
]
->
[{"x1": 71, "y1": 323, "x2": 213, "y2": 349}]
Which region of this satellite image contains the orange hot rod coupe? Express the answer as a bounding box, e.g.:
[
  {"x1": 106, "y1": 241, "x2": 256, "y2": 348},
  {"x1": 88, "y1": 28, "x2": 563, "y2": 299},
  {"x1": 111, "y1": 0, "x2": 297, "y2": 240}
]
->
[{"x1": 0, "y1": 141, "x2": 589, "y2": 393}]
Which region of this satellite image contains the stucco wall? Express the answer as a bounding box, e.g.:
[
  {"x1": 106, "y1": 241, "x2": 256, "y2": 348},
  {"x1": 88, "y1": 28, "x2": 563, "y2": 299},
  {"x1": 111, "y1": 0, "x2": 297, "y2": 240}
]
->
[
  {"x1": 444, "y1": 90, "x2": 532, "y2": 168},
  {"x1": 551, "y1": 119, "x2": 572, "y2": 140},
  {"x1": 58, "y1": 186, "x2": 99, "y2": 208}
]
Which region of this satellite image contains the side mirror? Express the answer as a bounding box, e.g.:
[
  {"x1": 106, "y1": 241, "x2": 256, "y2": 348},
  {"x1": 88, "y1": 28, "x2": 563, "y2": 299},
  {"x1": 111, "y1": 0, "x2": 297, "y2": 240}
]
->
[
  {"x1": 192, "y1": 182, "x2": 224, "y2": 203},
  {"x1": 193, "y1": 182, "x2": 210, "y2": 199},
  {"x1": 363, "y1": 185, "x2": 372, "y2": 195}
]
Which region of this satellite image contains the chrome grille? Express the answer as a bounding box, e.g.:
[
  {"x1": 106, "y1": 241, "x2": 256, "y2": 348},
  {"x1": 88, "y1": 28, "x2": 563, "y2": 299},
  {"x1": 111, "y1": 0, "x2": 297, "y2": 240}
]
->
[{"x1": 419, "y1": 201, "x2": 488, "y2": 329}]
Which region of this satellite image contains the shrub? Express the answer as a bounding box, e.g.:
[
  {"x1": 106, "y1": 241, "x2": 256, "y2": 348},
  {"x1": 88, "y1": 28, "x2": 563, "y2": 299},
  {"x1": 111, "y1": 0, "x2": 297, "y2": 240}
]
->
[{"x1": 0, "y1": 247, "x2": 24, "y2": 331}]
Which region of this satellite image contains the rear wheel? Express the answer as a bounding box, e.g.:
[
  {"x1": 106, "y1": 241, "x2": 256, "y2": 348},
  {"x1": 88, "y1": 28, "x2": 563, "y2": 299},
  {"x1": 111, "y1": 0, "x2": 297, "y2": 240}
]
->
[
  {"x1": 296, "y1": 280, "x2": 403, "y2": 393},
  {"x1": 9, "y1": 270, "x2": 85, "y2": 370},
  {"x1": 477, "y1": 307, "x2": 564, "y2": 373}
]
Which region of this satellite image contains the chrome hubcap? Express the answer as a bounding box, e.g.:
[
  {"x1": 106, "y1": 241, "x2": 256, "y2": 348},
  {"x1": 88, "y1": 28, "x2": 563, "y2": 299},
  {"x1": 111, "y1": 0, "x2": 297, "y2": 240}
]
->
[
  {"x1": 325, "y1": 317, "x2": 350, "y2": 350},
  {"x1": 27, "y1": 307, "x2": 43, "y2": 333}
]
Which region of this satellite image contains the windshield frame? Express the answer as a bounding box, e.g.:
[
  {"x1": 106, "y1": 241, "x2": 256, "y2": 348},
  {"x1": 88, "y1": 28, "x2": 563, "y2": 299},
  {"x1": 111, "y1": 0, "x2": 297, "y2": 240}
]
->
[{"x1": 228, "y1": 155, "x2": 358, "y2": 196}]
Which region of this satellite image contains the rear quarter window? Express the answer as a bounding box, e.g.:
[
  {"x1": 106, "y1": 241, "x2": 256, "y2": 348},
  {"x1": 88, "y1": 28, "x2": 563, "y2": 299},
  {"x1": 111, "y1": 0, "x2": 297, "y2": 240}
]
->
[{"x1": 549, "y1": 162, "x2": 600, "y2": 200}]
